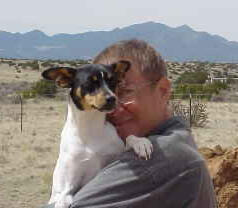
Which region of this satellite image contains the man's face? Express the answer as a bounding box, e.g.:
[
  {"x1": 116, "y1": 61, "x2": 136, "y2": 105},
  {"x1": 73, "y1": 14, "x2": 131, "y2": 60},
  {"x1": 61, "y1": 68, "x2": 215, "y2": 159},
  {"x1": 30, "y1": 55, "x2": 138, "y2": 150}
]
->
[{"x1": 107, "y1": 63, "x2": 171, "y2": 139}]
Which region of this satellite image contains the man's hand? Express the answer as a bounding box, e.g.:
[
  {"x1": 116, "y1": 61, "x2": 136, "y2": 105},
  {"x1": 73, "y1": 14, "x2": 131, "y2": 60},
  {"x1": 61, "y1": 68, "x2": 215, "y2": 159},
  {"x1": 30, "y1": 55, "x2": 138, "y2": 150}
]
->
[{"x1": 126, "y1": 135, "x2": 153, "y2": 160}]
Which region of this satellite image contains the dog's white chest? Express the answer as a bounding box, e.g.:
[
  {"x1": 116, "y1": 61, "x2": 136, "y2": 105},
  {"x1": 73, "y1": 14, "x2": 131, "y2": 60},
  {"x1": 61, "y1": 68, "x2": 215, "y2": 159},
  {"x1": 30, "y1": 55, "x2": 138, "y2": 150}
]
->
[
  {"x1": 61, "y1": 100, "x2": 124, "y2": 154},
  {"x1": 49, "y1": 98, "x2": 125, "y2": 206}
]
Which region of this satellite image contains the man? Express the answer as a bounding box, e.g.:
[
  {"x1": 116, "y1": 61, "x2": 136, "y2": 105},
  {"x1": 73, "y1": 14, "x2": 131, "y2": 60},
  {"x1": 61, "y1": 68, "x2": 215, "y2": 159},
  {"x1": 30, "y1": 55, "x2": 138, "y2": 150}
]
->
[{"x1": 46, "y1": 39, "x2": 217, "y2": 207}]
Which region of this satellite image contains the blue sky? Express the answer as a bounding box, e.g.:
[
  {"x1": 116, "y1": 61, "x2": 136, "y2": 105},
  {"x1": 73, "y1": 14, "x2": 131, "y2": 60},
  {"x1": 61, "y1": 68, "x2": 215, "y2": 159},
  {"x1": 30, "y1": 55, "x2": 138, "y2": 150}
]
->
[{"x1": 1, "y1": 0, "x2": 238, "y2": 41}]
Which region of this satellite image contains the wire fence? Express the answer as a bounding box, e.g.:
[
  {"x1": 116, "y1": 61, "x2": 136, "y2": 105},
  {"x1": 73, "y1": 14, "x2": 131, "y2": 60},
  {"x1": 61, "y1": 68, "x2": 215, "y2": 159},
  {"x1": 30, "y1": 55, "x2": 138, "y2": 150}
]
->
[
  {"x1": 0, "y1": 93, "x2": 67, "y2": 133},
  {"x1": 0, "y1": 92, "x2": 238, "y2": 148},
  {"x1": 0, "y1": 93, "x2": 213, "y2": 132}
]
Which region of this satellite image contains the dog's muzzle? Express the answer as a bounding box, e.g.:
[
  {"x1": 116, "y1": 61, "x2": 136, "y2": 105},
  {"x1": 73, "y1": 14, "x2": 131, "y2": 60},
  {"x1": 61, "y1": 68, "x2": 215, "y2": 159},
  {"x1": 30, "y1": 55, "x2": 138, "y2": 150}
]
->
[{"x1": 98, "y1": 96, "x2": 117, "y2": 112}]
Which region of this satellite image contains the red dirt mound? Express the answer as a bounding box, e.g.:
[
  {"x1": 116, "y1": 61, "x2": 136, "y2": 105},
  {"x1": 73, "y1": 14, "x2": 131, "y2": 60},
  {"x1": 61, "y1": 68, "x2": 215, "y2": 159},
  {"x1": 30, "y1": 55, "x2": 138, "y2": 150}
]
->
[{"x1": 200, "y1": 145, "x2": 238, "y2": 208}]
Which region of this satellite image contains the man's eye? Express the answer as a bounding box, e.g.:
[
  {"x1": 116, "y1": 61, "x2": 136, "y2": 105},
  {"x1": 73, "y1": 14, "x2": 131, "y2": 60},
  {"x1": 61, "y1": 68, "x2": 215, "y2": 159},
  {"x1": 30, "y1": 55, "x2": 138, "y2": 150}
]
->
[
  {"x1": 117, "y1": 88, "x2": 134, "y2": 97},
  {"x1": 123, "y1": 88, "x2": 134, "y2": 93}
]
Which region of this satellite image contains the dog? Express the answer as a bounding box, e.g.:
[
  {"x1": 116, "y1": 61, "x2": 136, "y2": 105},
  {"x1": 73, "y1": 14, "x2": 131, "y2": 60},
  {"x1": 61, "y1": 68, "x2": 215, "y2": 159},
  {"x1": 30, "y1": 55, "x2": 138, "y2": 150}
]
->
[{"x1": 42, "y1": 61, "x2": 153, "y2": 208}]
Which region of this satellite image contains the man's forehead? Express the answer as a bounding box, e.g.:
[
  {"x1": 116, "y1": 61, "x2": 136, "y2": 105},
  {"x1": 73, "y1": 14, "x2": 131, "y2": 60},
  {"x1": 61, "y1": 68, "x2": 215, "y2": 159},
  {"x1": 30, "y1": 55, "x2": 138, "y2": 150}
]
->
[{"x1": 122, "y1": 66, "x2": 145, "y2": 85}]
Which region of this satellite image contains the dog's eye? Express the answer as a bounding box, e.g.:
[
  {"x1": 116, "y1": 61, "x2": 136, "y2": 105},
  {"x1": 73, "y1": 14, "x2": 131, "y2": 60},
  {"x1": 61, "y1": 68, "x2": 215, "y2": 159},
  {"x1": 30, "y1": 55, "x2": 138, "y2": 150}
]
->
[
  {"x1": 90, "y1": 76, "x2": 101, "y2": 86},
  {"x1": 84, "y1": 82, "x2": 95, "y2": 93}
]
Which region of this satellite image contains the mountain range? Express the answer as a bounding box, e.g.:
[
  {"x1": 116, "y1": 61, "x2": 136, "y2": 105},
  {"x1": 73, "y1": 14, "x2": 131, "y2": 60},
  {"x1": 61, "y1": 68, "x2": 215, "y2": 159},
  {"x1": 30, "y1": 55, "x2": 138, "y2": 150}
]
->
[{"x1": 1, "y1": 21, "x2": 238, "y2": 62}]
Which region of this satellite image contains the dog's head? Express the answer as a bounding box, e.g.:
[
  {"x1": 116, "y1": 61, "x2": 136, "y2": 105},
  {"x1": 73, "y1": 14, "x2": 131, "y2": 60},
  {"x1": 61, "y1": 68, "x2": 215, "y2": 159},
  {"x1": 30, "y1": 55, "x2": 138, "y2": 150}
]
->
[{"x1": 42, "y1": 61, "x2": 130, "y2": 112}]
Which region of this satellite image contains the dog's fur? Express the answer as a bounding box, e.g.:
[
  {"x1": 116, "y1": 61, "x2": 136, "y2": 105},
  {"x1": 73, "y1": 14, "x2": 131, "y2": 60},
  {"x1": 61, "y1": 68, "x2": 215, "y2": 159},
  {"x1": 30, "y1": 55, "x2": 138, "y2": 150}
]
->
[{"x1": 42, "y1": 61, "x2": 153, "y2": 208}]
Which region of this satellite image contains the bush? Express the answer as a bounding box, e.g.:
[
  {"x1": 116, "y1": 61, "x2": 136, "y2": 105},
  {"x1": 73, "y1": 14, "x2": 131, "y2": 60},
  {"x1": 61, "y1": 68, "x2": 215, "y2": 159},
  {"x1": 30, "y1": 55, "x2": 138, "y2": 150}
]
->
[
  {"x1": 171, "y1": 99, "x2": 208, "y2": 127},
  {"x1": 175, "y1": 70, "x2": 208, "y2": 84},
  {"x1": 20, "y1": 80, "x2": 57, "y2": 99},
  {"x1": 30, "y1": 60, "x2": 40, "y2": 70},
  {"x1": 173, "y1": 82, "x2": 229, "y2": 100},
  {"x1": 18, "y1": 61, "x2": 39, "y2": 70},
  {"x1": 41, "y1": 61, "x2": 54, "y2": 68}
]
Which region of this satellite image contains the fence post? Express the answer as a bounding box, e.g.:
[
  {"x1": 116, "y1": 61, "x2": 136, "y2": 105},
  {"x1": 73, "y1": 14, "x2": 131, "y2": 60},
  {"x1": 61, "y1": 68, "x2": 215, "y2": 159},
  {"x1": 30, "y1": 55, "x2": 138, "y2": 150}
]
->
[
  {"x1": 19, "y1": 95, "x2": 23, "y2": 132},
  {"x1": 189, "y1": 93, "x2": 192, "y2": 127}
]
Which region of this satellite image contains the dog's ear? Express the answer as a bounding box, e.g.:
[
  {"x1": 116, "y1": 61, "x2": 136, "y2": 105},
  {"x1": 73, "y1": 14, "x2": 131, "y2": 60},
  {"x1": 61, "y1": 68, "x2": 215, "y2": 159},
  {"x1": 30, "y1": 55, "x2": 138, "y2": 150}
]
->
[
  {"x1": 111, "y1": 60, "x2": 131, "y2": 80},
  {"x1": 42, "y1": 67, "x2": 76, "y2": 88}
]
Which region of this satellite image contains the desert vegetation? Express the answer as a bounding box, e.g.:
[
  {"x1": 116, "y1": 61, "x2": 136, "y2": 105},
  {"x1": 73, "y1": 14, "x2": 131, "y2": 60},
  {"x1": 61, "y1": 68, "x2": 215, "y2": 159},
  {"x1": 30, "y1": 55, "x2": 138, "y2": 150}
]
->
[{"x1": 20, "y1": 80, "x2": 57, "y2": 99}]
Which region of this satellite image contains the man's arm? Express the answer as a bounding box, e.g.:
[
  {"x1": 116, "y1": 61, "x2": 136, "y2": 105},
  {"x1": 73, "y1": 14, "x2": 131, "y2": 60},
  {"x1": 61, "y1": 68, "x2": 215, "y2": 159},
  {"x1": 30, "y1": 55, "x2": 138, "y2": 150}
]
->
[
  {"x1": 69, "y1": 140, "x2": 216, "y2": 208},
  {"x1": 42, "y1": 133, "x2": 216, "y2": 208}
]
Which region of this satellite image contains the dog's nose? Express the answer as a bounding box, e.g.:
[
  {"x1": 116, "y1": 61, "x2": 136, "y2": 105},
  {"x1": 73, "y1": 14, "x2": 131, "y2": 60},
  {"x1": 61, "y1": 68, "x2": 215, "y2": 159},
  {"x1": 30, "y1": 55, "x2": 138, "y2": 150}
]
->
[{"x1": 106, "y1": 96, "x2": 116, "y2": 105}]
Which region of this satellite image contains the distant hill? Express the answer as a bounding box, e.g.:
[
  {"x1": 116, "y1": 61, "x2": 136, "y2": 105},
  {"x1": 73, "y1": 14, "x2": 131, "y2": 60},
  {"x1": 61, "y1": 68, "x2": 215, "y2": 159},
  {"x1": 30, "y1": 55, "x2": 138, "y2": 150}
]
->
[{"x1": 1, "y1": 22, "x2": 238, "y2": 62}]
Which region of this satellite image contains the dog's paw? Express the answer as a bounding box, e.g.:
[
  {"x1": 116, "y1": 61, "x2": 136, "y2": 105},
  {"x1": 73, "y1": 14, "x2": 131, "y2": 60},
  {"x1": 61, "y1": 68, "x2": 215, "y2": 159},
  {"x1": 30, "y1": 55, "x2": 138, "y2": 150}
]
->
[
  {"x1": 55, "y1": 195, "x2": 73, "y2": 208},
  {"x1": 126, "y1": 135, "x2": 153, "y2": 160}
]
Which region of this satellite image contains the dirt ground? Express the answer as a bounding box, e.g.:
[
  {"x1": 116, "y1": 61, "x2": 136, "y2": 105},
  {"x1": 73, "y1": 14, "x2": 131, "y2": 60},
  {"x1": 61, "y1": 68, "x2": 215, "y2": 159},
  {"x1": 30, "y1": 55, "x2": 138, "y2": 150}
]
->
[
  {"x1": 0, "y1": 99, "x2": 67, "y2": 208},
  {"x1": 200, "y1": 146, "x2": 238, "y2": 208}
]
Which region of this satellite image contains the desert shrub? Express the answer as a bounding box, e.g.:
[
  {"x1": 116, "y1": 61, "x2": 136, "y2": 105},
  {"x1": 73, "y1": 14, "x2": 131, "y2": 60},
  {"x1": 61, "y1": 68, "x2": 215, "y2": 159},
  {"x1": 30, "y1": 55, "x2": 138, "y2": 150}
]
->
[
  {"x1": 69, "y1": 61, "x2": 78, "y2": 67},
  {"x1": 170, "y1": 100, "x2": 190, "y2": 122},
  {"x1": 170, "y1": 99, "x2": 208, "y2": 127},
  {"x1": 8, "y1": 61, "x2": 16, "y2": 67},
  {"x1": 40, "y1": 59, "x2": 89, "y2": 69},
  {"x1": 21, "y1": 89, "x2": 37, "y2": 99},
  {"x1": 172, "y1": 71, "x2": 180, "y2": 75},
  {"x1": 175, "y1": 70, "x2": 208, "y2": 84},
  {"x1": 33, "y1": 79, "x2": 57, "y2": 96},
  {"x1": 173, "y1": 82, "x2": 229, "y2": 100},
  {"x1": 41, "y1": 61, "x2": 54, "y2": 68},
  {"x1": 65, "y1": 60, "x2": 89, "y2": 67},
  {"x1": 0, "y1": 60, "x2": 15, "y2": 66},
  {"x1": 28, "y1": 60, "x2": 40, "y2": 70},
  {"x1": 190, "y1": 101, "x2": 208, "y2": 127},
  {"x1": 18, "y1": 62, "x2": 27, "y2": 69},
  {"x1": 20, "y1": 80, "x2": 57, "y2": 99},
  {"x1": 9, "y1": 95, "x2": 24, "y2": 104},
  {"x1": 18, "y1": 61, "x2": 39, "y2": 70},
  {"x1": 76, "y1": 59, "x2": 90, "y2": 64}
]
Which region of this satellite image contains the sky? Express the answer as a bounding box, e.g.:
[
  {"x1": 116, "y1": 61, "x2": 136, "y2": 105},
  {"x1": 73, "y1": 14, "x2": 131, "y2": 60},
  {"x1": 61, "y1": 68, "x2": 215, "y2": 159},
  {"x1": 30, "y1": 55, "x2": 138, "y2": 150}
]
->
[{"x1": 1, "y1": 0, "x2": 238, "y2": 41}]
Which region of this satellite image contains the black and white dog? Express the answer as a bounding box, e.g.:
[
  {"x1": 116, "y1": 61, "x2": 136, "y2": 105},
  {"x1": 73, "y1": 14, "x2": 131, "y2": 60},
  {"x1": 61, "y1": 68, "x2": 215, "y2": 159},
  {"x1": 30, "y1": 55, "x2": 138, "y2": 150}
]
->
[{"x1": 42, "y1": 61, "x2": 153, "y2": 208}]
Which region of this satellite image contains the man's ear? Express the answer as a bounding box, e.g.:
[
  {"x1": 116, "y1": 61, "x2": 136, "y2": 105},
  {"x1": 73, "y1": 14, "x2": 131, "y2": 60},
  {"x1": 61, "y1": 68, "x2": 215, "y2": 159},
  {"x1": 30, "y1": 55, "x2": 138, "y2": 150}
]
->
[
  {"x1": 157, "y1": 77, "x2": 171, "y2": 100},
  {"x1": 41, "y1": 67, "x2": 76, "y2": 88},
  {"x1": 111, "y1": 60, "x2": 131, "y2": 80}
]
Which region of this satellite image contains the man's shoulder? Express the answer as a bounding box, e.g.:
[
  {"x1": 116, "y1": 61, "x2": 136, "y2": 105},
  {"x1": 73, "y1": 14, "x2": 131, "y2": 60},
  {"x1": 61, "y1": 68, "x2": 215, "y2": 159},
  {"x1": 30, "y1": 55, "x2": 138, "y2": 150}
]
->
[
  {"x1": 149, "y1": 127, "x2": 204, "y2": 174},
  {"x1": 148, "y1": 116, "x2": 201, "y2": 163}
]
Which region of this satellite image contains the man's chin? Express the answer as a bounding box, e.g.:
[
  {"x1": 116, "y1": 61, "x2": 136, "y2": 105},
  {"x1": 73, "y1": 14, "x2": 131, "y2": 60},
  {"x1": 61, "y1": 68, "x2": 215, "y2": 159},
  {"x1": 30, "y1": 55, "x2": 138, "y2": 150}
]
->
[{"x1": 116, "y1": 124, "x2": 139, "y2": 140}]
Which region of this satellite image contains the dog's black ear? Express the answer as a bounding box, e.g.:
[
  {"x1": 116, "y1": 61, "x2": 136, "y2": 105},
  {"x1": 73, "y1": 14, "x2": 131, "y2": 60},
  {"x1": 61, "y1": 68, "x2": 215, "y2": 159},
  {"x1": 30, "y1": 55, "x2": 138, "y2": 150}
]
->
[
  {"x1": 111, "y1": 60, "x2": 131, "y2": 80},
  {"x1": 42, "y1": 67, "x2": 76, "y2": 88}
]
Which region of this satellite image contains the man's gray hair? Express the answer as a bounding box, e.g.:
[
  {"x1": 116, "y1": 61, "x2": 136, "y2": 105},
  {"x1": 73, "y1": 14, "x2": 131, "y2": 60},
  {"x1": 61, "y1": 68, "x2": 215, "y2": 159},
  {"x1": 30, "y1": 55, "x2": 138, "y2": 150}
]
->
[{"x1": 93, "y1": 39, "x2": 167, "y2": 81}]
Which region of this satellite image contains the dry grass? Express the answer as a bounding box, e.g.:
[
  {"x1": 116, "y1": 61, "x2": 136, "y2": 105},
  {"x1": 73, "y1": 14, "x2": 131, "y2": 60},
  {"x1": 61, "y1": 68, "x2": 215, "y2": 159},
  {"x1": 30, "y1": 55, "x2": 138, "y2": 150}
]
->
[
  {"x1": 192, "y1": 102, "x2": 238, "y2": 148},
  {"x1": 0, "y1": 99, "x2": 66, "y2": 208},
  {"x1": 0, "y1": 63, "x2": 41, "y2": 83},
  {"x1": 0, "y1": 63, "x2": 42, "y2": 99}
]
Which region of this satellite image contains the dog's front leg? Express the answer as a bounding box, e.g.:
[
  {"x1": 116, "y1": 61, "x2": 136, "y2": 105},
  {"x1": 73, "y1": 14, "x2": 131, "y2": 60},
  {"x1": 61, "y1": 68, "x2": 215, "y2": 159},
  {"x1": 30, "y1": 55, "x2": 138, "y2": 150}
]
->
[
  {"x1": 126, "y1": 135, "x2": 153, "y2": 160},
  {"x1": 55, "y1": 190, "x2": 73, "y2": 208},
  {"x1": 53, "y1": 153, "x2": 85, "y2": 208},
  {"x1": 49, "y1": 157, "x2": 64, "y2": 204}
]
